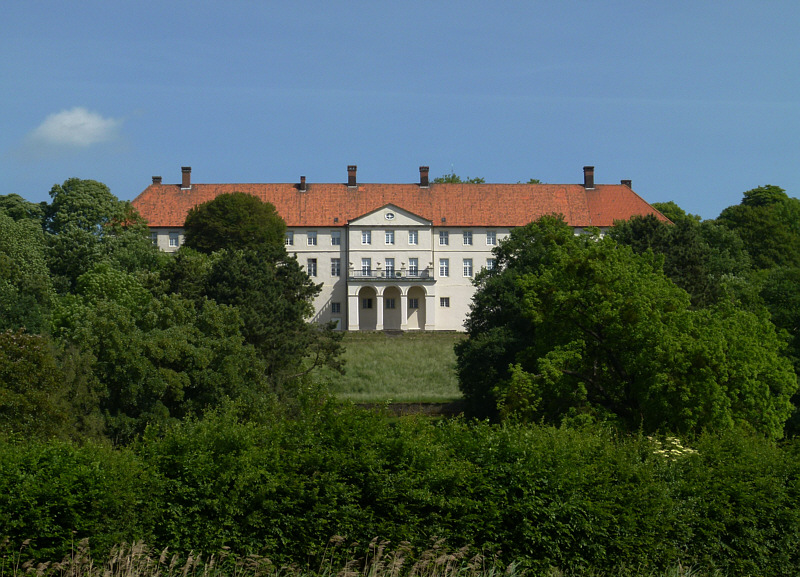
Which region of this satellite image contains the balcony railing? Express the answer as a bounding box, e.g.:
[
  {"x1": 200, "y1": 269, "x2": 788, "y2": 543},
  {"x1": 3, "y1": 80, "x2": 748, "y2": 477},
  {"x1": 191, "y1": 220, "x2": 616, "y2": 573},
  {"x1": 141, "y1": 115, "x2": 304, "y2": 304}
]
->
[{"x1": 348, "y1": 267, "x2": 435, "y2": 281}]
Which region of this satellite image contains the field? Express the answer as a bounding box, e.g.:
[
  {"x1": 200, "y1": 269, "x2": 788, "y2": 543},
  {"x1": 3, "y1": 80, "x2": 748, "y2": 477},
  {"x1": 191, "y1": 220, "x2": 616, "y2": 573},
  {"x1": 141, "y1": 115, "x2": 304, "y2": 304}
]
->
[{"x1": 320, "y1": 331, "x2": 465, "y2": 403}]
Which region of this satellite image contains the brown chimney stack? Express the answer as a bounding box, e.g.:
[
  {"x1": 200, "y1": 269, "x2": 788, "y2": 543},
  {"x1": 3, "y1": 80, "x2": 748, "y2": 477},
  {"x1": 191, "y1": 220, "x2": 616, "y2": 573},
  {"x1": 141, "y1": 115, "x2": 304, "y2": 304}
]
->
[
  {"x1": 621, "y1": 179, "x2": 632, "y2": 188},
  {"x1": 300, "y1": 176, "x2": 307, "y2": 191},
  {"x1": 152, "y1": 176, "x2": 162, "y2": 185},
  {"x1": 347, "y1": 165, "x2": 357, "y2": 187},
  {"x1": 181, "y1": 167, "x2": 191, "y2": 189},
  {"x1": 419, "y1": 166, "x2": 430, "y2": 188},
  {"x1": 583, "y1": 166, "x2": 595, "y2": 189}
]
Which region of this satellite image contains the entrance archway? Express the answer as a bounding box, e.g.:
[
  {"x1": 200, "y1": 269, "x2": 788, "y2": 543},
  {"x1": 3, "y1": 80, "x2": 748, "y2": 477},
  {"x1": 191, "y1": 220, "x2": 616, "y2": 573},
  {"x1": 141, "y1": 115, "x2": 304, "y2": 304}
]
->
[
  {"x1": 406, "y1": 286, "x2": 426, "y2": 330},
  {"x1": 357, "y1": 286, "x2": 378, "y2": 330}
]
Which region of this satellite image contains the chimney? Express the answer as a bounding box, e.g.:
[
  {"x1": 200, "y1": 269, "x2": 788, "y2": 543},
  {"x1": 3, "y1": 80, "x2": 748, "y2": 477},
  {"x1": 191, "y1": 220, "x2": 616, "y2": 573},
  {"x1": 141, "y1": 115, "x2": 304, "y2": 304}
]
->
[
  {"x1": 583, "y1": 166, "x2": 595, "y2": 189},
  {"x1": 300, "y1": 176, "x2": 307, "y2": 192},
  {"x1": 419, "y1": 166, "x2": 430, "y2": 188},
  {"x1": 621, "y1": 179, "x2": 632, "y2": 188},
  {"x1": 347, "y1": 165, "x2": 357, "y2": 187},
  {"x1": 181, "y1": 166, "x2": 192, "y2": 189},
  {"x1": 152, "y1": 176, "x2": 162, "y2": 185}
]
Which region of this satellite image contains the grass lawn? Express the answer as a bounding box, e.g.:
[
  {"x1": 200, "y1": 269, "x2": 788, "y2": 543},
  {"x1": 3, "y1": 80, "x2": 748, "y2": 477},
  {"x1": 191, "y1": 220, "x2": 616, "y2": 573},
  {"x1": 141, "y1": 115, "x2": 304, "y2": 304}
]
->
[{"x1": 318, "y1": 331, "x2": 465, "y2": 403}]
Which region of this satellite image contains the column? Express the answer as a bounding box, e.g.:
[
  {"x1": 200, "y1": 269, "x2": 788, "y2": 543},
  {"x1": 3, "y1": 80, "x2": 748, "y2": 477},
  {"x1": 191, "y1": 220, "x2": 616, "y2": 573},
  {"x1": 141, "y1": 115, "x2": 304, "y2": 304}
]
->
[
  {"x1": 400, "y1": 292, "x2": 408, "y2": 331},
  {"x1": 425, "y1": 292, "x2": 436, "y2": 330},
  {"x1": 348, "y1": 291, "x2": 360, "y2": 331},
  {"x1": 376, "y1": 292, "x2": 384, "y2": 331}
]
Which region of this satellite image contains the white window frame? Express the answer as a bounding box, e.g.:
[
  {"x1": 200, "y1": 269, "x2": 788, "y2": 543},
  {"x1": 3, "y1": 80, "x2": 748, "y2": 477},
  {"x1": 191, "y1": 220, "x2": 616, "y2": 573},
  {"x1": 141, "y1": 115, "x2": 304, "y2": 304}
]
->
[
  {"x1": 361, "y1": 258, "x2": 371, "y2": 276},
  {"x1": 362, "y1": 230, "x2": 372, "y2": 245},
  {"x1": 169, "y1": 232, "x2": 180, "y2": 248},
  {"x1": 409, "y1": 258, "x2": 419, "y2": 276},
  {"x1": 385, "y1": 230, "x2": 394, "y2": 245},
  {"x1": 439, "y1": 258, "x2": 449, "y2": 277},
  {"x1": 463, "y1": 231, "x2": 473, "y2": 245},
  {"x1": 331, "y1": 302, "x2": 341, "y2": 314},
  {"x1": 331, "y1": 258, "x2": 341, "y2": 277},
  {"x1": 331, "y1": 230, "x2": 341, "y2": 246},
  {"x1": 307, "y1": 231, "x2": 317, "y2": 246},
  {"x1": 439, "y1": 230, "x2": 449, "y2": 246},
  {"x1": 409, "y1": 298, "x2": 419, "y2": 309},
  {"x1": 486, "y1": 230, "x2": 497, "y2": 246},
  {"x1": 307, "y1": 258, "x2": 317, "y2": 277},
  {"x1": 285, "y1": 231, "x2": 294, "y2": 246},
  {"x1": 486, "y1": 258, "x2": 497, "y2": 271},
  {"x1": 440, "y1": 297, "x2": 450, "y2": 308},
  {"x1": 409, "y1": 230, "x2": 418, "y2": 245},
  {"x1": 150, "y1": 232, "x2": 158, "y2": 245},
  {"x1": 362, "y1": 298, "x2": 373, "y2": 309},
  {"x1": 385, "y1": 258, "x2": 395, "y2": 277},
  {"x1": 463, "y1": 258, "x2": 473, "y2": 277},
  {"x1": 385, "y1": 298, "x2": 396, "y2": 310}
]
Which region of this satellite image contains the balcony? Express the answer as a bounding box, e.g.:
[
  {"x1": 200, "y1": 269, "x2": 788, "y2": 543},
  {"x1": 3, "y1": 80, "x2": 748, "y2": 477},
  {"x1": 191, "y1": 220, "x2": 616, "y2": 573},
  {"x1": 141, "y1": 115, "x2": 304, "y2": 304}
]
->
[{"x1": 348, "y1": 267, "x2": 436, "y2": 282}]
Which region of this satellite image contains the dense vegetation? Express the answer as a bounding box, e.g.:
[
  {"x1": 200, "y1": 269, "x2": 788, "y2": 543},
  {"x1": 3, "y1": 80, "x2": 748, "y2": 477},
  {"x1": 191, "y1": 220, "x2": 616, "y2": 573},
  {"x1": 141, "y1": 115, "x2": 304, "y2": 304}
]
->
[{"x1": 2, "y1": 179, "x2": 800, "y2": 575}]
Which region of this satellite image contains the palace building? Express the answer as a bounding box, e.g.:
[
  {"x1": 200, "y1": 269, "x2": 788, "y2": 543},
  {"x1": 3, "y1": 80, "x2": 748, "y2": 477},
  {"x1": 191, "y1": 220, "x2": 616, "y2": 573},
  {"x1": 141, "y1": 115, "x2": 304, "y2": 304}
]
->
[{"x1": 132, "y1": 165, "x2": 667, "y2": 331}]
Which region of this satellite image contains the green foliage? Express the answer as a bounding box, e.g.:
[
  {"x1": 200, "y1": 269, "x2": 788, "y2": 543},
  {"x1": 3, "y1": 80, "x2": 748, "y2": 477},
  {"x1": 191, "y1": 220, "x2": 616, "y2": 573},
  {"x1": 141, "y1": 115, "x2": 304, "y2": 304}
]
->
[
  {"x1": 715, "y1": 185, "x2": 800, "y2": 270},
  {"x1": 458, "y1": 216, "x2": 797, "y2": 437},
  {"x1": 432, "y1": 173, "x2": 486, "y2": 184},
  {"x1": 0, "y1": 330, "x2": 71, "y2": 439},
  {"x1": 651, "y1": 201, "x2": 702, "y2": 225},
  {"x1": 0, "y1": 438, "x2": 154, "y2": 561},
  {"x1": 0, "y1": 213, "x2": 54, "y2": 333},
  {"x1": 6, "y1": 412, "x2": 800, "y2": 574},
  {"x1": 183, "y1": 192, "x2": 287, "y2": 254},
  {"x1": 610, "y1": 214, "x2": 751, "y2": 308},
  {"x1": 0, "y1": 193, "x2": 45, "y2": 222},
  {"x1": 202, "y1": 245, "x2": 342, "y2": 381}
]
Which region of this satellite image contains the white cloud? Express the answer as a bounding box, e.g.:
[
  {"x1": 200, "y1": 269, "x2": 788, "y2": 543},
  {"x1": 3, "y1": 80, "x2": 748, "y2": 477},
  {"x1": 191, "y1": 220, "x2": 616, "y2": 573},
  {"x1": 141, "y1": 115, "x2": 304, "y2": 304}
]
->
[{"x1": 29, "y1": 107, "x2": 122, "y2": 147}]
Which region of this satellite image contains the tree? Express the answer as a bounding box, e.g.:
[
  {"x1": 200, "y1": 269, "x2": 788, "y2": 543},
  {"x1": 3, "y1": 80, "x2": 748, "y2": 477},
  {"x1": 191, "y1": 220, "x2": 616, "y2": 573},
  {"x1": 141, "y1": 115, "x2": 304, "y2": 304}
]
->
[
  {"x1": 0, "y1": 194, "x2": 46, "y2": 222},
  {"x1": 202, "y1": 245, "x2": 343, "y2": 381},
  {"x1": 0, "y1": 213, "x2": 54, "y2": 333},
  {"x1": 432, "y1": 172, "x2": 486, "y2": 184},
  {"x1": 610, "y1": 214, "x2": 751, "y2": 308},
  {"x1": 715, "y1": 185, "x2": 800, "y2": 270},
  {"x1": 0, "y1": 330, "x2": 71, "y2": 439},
  {"x1": 456, "y1": 216, "x2": 797, "y2": 438},
  {"x1": 183, "y1": 192, "x2": 286, "y2": 253}
]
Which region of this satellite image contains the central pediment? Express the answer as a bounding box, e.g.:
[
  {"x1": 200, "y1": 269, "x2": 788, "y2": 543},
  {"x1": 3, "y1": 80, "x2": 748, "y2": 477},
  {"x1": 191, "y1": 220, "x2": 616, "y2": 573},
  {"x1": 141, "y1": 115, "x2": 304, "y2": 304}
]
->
[{"x1": 348, "y1": 204, "x2": 431, "y2": 227}]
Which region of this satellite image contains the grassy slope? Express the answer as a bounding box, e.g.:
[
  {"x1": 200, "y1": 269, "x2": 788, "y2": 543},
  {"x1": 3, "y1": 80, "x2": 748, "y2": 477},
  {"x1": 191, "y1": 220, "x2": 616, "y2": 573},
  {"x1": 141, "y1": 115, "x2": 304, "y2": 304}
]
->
[{"x1": 320, "y1": 332, "x2": 465, "y2": 403}]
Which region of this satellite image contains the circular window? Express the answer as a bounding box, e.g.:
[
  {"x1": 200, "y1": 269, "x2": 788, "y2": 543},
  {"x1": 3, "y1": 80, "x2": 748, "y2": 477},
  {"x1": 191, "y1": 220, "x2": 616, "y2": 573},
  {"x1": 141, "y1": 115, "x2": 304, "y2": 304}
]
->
[{"x1": 385, "y1": 212, "x2": 395, "y2": 220}]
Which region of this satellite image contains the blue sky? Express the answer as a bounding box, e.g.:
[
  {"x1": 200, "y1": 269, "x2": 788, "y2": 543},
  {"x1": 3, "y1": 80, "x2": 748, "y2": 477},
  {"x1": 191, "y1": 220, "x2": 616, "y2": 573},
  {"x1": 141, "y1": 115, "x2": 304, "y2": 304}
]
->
[{"x1": 2, "y1": 1, "x2": 798, "y2": 220}]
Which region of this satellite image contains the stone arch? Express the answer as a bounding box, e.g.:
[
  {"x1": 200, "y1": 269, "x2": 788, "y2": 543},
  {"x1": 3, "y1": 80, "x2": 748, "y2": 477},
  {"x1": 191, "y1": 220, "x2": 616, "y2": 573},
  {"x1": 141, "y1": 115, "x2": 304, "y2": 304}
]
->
[
  {"x1": 357, "y1": 286, "x2": 378, "y2": 330},
  {"x1": 406, "y1": 285, "x2": 427, "y2": 330}
]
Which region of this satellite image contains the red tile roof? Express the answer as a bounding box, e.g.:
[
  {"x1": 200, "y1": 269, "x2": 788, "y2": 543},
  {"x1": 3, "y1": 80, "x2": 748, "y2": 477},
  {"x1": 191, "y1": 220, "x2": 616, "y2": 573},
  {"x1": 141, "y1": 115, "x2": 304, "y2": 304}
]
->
[{"x1": 132, "y1": 180, "x2": 667, "y2": 228}]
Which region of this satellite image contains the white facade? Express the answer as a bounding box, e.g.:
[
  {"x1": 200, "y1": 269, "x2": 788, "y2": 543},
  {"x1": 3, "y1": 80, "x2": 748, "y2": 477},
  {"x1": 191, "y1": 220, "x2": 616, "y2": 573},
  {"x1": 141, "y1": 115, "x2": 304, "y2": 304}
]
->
[{"x1": 149, "y1": 205, "x2": 508, "y2": 332}]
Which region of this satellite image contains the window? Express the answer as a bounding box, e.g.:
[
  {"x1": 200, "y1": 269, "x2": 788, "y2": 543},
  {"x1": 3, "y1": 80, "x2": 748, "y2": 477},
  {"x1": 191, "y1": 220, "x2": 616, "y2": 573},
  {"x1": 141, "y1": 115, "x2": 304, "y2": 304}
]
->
[
  {"x1": 361, "y1": 258, "x2": 371, "y2": 276},
  {"x1": 331, "y1": 230, "x2": 341, "y2": 246},
  {"x1": 486, "y1": 258, "x2": 497, "y2": 271},
  {"x1": 409, "y1": 258, "x2": 419, "y2": 276},
  {"x1": 440, "y1": 297, "x2": 450, "y2": 308},
  {"x1": 385, "y1": 258, "x2": 395, "y2": 277},
  {"x1": 439, "y1": 230, "x2": 449, "y2": 245},
  {"x1": 463, "y1": 258, "x2": 473, "y2": 277},
  {"x1": 307, "y1": 258, "x2": 317, "y2": 277},
  {"x1": 463, "y1": 231, "x2": 473, "y2": 245},
  {"x1": 331, "y1": 258, "x2": 341, "y2": 277},
  {"x1": 385, "y1": 230, "x2": 394, "y2": 245},
  {"x1": 331, "y1": 302, "x2": 341, "y2": 314},
  {"x1": 361, "y1": 230, "x2": 371, "y2": 245},
  {"x1": 385, "y1": 298, "x2": 396, "y2": 309},
  {"x1": 150, "y1": 232, "x2": 158, "y2": 245},
  {"x1": 362, "y1": 298, "x2": 373, "y2": 309},
  {"x1": 285, "y1": 231, "x2": 294, "y2": 246},
  {"x1": 409, "y1": 298, "x2": 419, "y2": 309},
  {"x1": 409, "y1": 230, "x2": 418, "y2": 245},
  {"x1": 439, "y1": 258, "x2": 449, "y2": 277},
  {"x1": 169, "y1": 232, "x2": 180, "y2": 248},
  {"x1": 486, "y1": 230, "x2": 497, "y2": 246},
  {"x1": 307, "y1": 231, "x2": 317, "y2": 246}
]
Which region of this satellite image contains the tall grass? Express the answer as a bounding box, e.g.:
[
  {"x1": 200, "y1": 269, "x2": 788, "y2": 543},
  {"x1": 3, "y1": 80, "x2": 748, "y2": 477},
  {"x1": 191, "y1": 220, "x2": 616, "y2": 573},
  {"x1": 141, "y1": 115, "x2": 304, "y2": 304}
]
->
[
  {"x1": 320, "y1": 332, "x2": 464, "y2": 403},
  {"x1": 1, "y1": 538, "x2": 717, "y2": 577}
]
